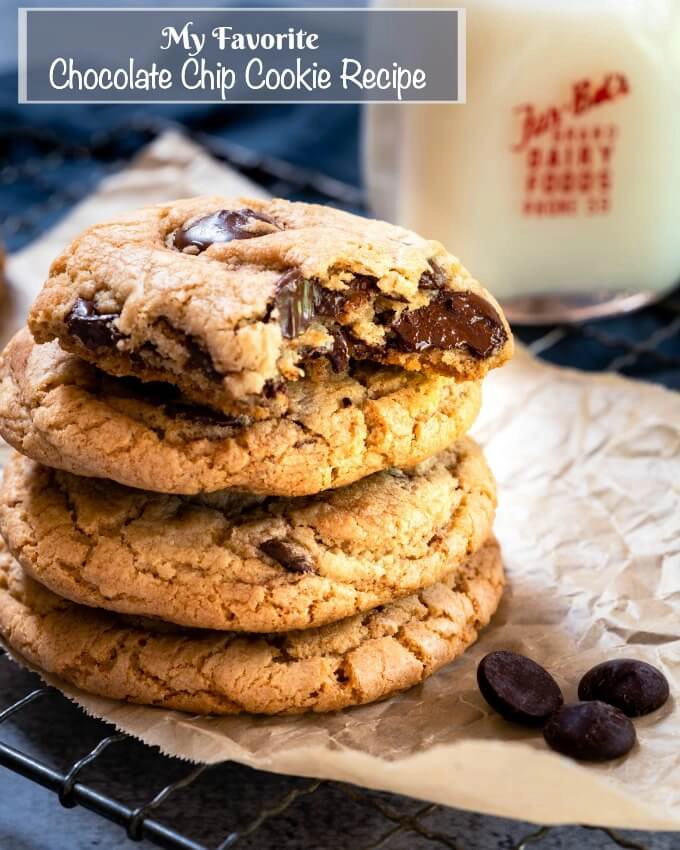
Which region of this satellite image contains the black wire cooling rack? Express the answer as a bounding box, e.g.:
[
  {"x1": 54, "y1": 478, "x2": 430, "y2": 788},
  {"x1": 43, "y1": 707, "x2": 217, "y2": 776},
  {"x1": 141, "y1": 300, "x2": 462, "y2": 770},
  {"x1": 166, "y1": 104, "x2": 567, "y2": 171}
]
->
[
  {"x1": 0, "y1": 664, "x2": 664, "y2": 850},
  {"x1": 0, "y1": 118, "x2": 678, "y2": 850}
]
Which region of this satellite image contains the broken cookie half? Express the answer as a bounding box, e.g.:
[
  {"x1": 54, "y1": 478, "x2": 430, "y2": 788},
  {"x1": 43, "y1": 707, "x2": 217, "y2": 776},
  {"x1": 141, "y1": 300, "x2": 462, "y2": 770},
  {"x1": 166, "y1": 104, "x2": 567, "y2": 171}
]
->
[{"x1": 29, "y1": 196, "x2": 513, "y2": 415}]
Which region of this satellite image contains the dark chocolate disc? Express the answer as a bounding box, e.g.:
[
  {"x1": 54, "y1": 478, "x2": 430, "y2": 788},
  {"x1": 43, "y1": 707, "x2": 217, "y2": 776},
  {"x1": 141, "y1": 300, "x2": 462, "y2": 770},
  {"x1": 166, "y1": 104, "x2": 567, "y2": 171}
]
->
[
  {"x1": 477, "y1": 651, "x2": 563, "y2": 725},
  {"x1": 543, "y1": 701, "x2": 637, "y2": 761},
  {"x1": 578, "y1": 659, "x2": 670, "y2": 717}
]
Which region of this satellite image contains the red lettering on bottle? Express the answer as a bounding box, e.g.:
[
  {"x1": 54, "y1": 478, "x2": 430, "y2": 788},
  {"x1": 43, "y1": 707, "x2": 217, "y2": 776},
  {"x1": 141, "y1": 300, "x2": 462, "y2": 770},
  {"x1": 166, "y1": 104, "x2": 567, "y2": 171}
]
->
[{"x1": 512, "y1": 72, "x2": 625, "y2": 218}]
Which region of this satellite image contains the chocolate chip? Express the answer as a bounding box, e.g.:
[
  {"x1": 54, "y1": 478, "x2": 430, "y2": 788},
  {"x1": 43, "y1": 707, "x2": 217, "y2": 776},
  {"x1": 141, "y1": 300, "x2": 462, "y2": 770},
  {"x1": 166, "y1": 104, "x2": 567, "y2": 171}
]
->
[
  {"x1": 314, "y1": 275, "x2": 375, "y2": 320},
  {"x1": 305, "y1": 329, "x2": 384, "y2": 369},
  {"x1": 271, "y1": 267, "x2": 505, "y2": 365},
  {"x1": 274, "y1": 272, "x2": 377, "y2": 340},
  {"x1": 327, "y1": 328, "x2": 350, "y2": 372},
  {"x1": 313, "y1": 287, "x2": 353, "y2": 319},
  {"x1": 259, "y1": 539, "x2": 316, "y2": 574},
  {"x1": 183, "y1": 335, "x2": 222, "y2": 381},
  {"x1": 348, "y1": 275, "x2": 375, "y2": 292},
  {"x1": 477, "y1": 651, "x2": 563, "y2": 725},
  {"x1": 173, "y1": 208, "x2": 281, "y2": 253},
  {"x1": 418, "y1": 259, "x2": 448, "y2": 290},
  {"x1": 66, "y1": 298, "x2": 123, "y2": 350},
  {"x1": 274, "y1": 270, "x2": 317, "y2": 338},
  {"x1": 578, "y1": 659, "x2": 670, "y2": 717},
  {"x1": 543, "y1": 702, "x2": 637, "y2": 761},
  {"x1": 375, "y1": 308, "x2": 396, "y2": 326},
  {"x1": 342, "y1": 333, "x2": 386, "y2": 362},
  {"x1": 390, "y1": 291, "x2": 508, "y2": 358},
  {"x1": 262, "y1": 379, "x2": 285, "y2": 399}
]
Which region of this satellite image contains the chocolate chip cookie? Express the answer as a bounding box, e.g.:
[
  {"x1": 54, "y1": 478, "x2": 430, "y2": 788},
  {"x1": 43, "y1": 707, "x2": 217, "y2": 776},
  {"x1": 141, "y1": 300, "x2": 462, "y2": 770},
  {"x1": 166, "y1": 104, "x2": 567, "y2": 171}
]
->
[
  {"x1": 0, "y1": 438, "x2": 496, "y2": 632},
  {"x1": 0, "y1": 536, "x2": 504, "y2": 714},
  {"x1": 0, "y1": 329, "x2": 482, "y2": 496},
  {"x1": 28, "y1": 197, "x2": 513, "y2": 414}
]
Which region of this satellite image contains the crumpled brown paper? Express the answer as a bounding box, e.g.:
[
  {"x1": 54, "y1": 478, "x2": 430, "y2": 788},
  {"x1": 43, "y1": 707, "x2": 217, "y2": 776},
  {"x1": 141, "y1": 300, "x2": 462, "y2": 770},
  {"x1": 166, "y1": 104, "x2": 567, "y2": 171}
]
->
[{"x1": 3, "y1": 132, "x2": 679, "y2": 830}]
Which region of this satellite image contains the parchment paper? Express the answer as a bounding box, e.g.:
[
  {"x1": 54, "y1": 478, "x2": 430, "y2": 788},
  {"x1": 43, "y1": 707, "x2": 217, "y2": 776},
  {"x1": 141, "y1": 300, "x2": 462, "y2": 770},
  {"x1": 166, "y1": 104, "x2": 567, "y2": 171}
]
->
[{"x1": 3, "y1": 132, "x2": 679, "y2": 830}]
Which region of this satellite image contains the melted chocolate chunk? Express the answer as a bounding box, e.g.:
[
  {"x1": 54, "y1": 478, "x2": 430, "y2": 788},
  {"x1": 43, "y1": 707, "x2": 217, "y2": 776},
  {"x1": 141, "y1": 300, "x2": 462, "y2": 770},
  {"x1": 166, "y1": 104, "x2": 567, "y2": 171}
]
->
[
  {"x1": 578, "y1": 659, "x2": 670, "y2": 718},
  {"x1": 274, "y1": 271, "x2": 378, "y2": 339},
  {"x1": 543, "y1": 702, "x2": 637, "y2": 762},
  {"x1": 174, "y1": 208, "x2": 281, "y2": 253},
  {"x1": 274, "y1": 270, "x2": 317, "y2": 338},
  {"x1": 477, "y1": 651, "x2": 563, "y2": 726},
  {"x1": 375, "y1": 308, "x2": 396, "y2": 327},
  {"x1": 272, "y1": 268, "x2": 505, "y2": 364},
  {"x1": 67, "y1": 298, "x2": 123, "y2": 350},
  {"x1": 314, "y1": 275, "x2": 375, "y2": 320},
  {"x1": 390, "y1": 291, "x2": 507, "y2": 358},
  {"x1": 259, "y1": 539, "x2": 316, "y2": 574},
  {"x1": 301, "y1": 326, "x2": 383, "y2": 375}
]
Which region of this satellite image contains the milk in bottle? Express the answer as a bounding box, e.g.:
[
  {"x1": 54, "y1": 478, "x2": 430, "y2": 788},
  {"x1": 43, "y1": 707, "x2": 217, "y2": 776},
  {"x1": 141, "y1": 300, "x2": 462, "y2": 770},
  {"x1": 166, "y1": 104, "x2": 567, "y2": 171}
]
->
[{"x1": 365, "y1": 0, "x2": 680, "y2": 321}]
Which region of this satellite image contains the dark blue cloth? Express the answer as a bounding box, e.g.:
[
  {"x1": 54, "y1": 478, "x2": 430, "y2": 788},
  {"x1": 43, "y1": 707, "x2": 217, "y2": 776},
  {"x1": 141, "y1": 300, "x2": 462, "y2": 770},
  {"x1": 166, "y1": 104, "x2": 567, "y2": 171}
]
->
[
  {"x1": 0, "y1": 69, "x2": 361, "y2": 240},
  {"x1": 1, "y1": 70, "x2": 678, "y2": 389}
]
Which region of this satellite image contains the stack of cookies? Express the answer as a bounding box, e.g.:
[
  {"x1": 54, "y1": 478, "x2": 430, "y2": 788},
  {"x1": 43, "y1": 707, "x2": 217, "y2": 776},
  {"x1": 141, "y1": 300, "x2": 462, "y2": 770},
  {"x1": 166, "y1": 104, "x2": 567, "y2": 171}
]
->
[{"x1": 0, "y1": 198, "x2": 512, "y2": 715}]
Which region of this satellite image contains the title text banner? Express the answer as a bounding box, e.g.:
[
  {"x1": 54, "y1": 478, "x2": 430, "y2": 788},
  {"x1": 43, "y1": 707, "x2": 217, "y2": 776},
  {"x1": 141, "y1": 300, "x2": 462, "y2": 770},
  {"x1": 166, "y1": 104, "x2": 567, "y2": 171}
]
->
[{"x1": 19, "y1": 7, "x2": 465, "y2": 104}]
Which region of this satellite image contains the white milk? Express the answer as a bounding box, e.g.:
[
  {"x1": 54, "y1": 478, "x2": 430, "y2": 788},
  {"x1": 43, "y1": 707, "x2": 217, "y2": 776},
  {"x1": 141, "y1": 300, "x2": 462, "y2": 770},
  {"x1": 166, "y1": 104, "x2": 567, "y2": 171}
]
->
[{"x1": 365, "y1": 0, "x2": 680, "y2": 321}]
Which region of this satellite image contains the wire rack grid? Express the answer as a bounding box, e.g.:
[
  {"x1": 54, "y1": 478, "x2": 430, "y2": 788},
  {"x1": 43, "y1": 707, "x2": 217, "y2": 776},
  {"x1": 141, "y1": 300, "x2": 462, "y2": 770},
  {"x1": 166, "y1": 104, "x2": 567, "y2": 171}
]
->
[
  {"x1": 0, "y1": 675, "x2": 662, "y2": 850},
  {"x1": 0, "y1": 118, "x2": 677, "y2": 850}
]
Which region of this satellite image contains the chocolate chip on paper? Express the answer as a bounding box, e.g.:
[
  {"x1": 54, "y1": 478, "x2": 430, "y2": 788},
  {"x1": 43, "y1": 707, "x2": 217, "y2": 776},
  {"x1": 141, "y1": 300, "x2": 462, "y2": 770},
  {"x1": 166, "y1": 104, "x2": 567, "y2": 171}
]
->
[
  {"x1": 578, "y1": 659, "x2": 670, "y2": 718},
  {"x1": 477, "y1": 650, "x2": 563, "y2": 725},
  {"x1": 543, "y1": 701, "x2": 637, "y2": 762}
]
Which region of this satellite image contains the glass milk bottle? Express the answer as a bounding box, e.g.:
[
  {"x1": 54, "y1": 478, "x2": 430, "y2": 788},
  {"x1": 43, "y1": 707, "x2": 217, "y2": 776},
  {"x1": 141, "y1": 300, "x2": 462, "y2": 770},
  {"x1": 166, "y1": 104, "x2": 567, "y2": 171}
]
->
[{"x1": 365, "y1": 0, "x2": 680, "y2": 322}]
